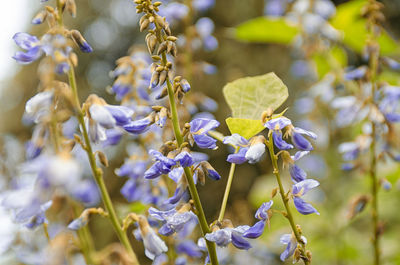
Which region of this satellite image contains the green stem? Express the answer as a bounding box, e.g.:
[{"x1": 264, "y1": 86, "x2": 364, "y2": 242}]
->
[
  {"x1": 267, "y1": 133, "x2": 310, "y2": 265},
  {"x1": 218, "y1": 147, "x2": 239, "y2": 222},
  {"x1": 367, "y1": 4, "x2": 381, "y2": 263},
  {"x1": 73, "y1": 204, "x2": 96, "y2": 265},
  {"x1": 160, "y1": 53, "x2": 219, "y2": 265},
  {"x1": 67, "y1": 67, "x2": 140, "y2": 265}
]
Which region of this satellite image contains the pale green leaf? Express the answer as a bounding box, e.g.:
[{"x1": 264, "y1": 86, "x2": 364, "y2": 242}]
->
[
  {"x1": 223, "y1": 72, "x2": 289, "y2": 120},
  {"x1": 226, "y1": 117, "x2": 265, "y2": 139},
  {"x1": 235, "y1": 17, "x2": 299, "y2": 44}
]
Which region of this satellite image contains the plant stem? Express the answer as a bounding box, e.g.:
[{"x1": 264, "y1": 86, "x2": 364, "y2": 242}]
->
[
  {"x1": 218, "y1": 147, "x2": 239, "y2": 222},
  {"x1": 267, "y1": 133, "x2": 310, "y2": 265},
  {"x1": 67, "y1": 67, "x2": 140, "y2": 265},
  {"x1": 154, "y1": 18, "x2": 219, "y2": 265},
  {"x1": 73, "y1": 204, "x2": 96, "y2": 265},
  {"x1": 164, "y1": 64, "x2": 219, "y2": 265},
  {"x1": 367, "y1": 3, "x2": 381, "y2": 262}
]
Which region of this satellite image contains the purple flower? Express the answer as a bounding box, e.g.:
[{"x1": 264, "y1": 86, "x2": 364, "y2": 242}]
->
[
  {"x1": 255, "y1": 200, "x2": 273, "y2": 220},
  {"x1": 103, "y1": 105, "x2": 134, "y2": 125},
  {"x1": 137, "y1": 216, "x2": 168, "y2": 260},
  {"x1": 189, "y1": 118, "x2": 220, "y2": 149},
  {"x1": 265, "y1": 117, "x2": 292, "y2": 130},
  {"x1": 192, "y1": 0, "x2": 215, "y2": 12},
  {"x1": 245, "y1": 136, "x2": 266, "y2": 164},
  {"x1": 344, "y1": 66, "x2": 367, "y2": 80},
  {"x1": 205, "y1": 225, "x2": 251, "y2": 250},
  {"x1": 223, "y1": 134, "x2": 249, "y2": 147},
  {"x1": 243, "y1": 200, "x2": 273, "y2": 239},
  {"x1": 148, "y1": 207, "x2": 197, "y2": 236},
  {"x1": 272, "y1": 130, "x2": 293, "y2": 150},
  {"x1": 25, "y1": 90, "x2": 53, "y2": 123},
  {"x1": 160, "y1": 3, "x2": 189, "y2": 24},
  {"x1": 292, "y1": 179, "x2": 320, "y2": 215},
  {"x1": 242, "y1": 220, "x2": 265, "y2": 239},
  {"x1": 379, "y1": 86, "x2": 400, "y2": 123},
  {"x1": 383, "y1": 57, "x2": 400, "y2": 70},
  {"x1": 144, "y1": 150, "x2": 176, "y2": 179},
  {"x1": 289, "y1": 164, "x2": 307, "y2": 183},
  {"x1": 176, "y1": 241, "x2": 203, "y2": 258},
  {"x1": 174, "y1": 151, "x2": 194, "y2": 167},
  {"x1": 25, "y1": 201, "x2": 52, "y2": 229},
  {"x1": 227, "y1": 147, "x2": 248, "y2": 164},
  {"x1": 264, "y1": 0, "x2": 286, "y2": 16},
  {"x1": 338, "y1": 142, "x2": 360, "y2": 161},
  {"x1": 12, "y1": 33, "x2": 43, "y2": 64},
  {"x1": 290, "y1": 127, "x2": 317, "y2": 151},
  {"x1": 123, "y1": 117, "x2": 153, "y2": 134},
  {"x1": 195, "y1": 17, "x2": 218, "y2": 51},
  {"x1": 68, "y1": 216, "x2": 87, "y2": 230},
  {"x1": 280, "y1": 233, "x2": 307, "y2": 261},
  {"x1": 72, "y1": 179, "x2": 100, "y2": 206},
  {"x1": 111, "y1": 82, "x2": 132, "y2": 100}
]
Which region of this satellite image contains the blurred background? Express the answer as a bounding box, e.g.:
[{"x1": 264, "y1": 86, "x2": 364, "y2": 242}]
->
[{"x1": 1, "y1": 0, "x2": 400, "y2": 264}]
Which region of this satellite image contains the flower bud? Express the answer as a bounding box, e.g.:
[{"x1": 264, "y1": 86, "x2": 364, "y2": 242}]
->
[
  {"x1": 66, "y1": 0, "x2": 76, "y2": 17},
  {"x1": 70, "y1": 30, "x2": 93, "y2": 53},
  {"x1": 32, "y1": 10, "x2": 47, "y2": 25}
]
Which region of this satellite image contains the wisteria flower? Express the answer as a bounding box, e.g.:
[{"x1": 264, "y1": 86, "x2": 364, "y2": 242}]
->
[
  {"x1": 189, "y1": 118, "x2": 220, "y2": 149},
  {"x1": 280, "y1": 233, "x2": 307, "y2": 261},
  {"x1": 243, "y1": 200, "x2": 273, "y2": 238},
  {"x1": 292, "y1": 179, "x2": 320, "y2": 215},
  {"x1": 205, "y1": 225, "x2": 251, "y2": 250},
  {"x1": 137, "y1": 216, "x2": 168, "y2": 260},
  {"x1": 12, "y1": 33, "x2": 43, "y2": 64},
  {"x1": 148, "y1": 206, "x2": 197, "y2": 236},
  {"x1": 144, "y1": 149, "x2": 176, "y2": 179}
]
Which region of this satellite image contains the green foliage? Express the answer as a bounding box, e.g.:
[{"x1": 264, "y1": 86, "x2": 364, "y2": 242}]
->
[
  {"x1": 225, "y1": 117, "x2": 265, "y2": 139},
  {"x1": 312, "y1": 46, "x2": 347, "y2": 78},
  {"x1": 331, "y1": 0, "x2": 399, "y2": 55},
  {"x1": 235, "y1": 17, "x2": 299, "y2": 44},
  {"x1": 223, "y1": 73, "x2": 288, "y2": 138}
]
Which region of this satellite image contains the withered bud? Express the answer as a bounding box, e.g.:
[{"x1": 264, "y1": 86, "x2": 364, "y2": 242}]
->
[
  {"x1": 271, "y1": 187, "x2": 278, "y2": 198},
  {"x1": 155, "y1": 86, "x2": 168, "y2": 100},
  {"x1": 348, "y1": 195, "x2": 370, "y2": 219},
  {"x1": 155, "y1": 66, "x2": 164, "y2": 72},
  {"x1": 195, "y1": 168, "x2": 206, "y2": 186},
  {"x1": 69, "y1": 52, "x2": 78, "y2": 67},
  {"x1": 140, "y1": 18, "x2": 150, "y2": 32},
  {"x1": 167, "y1": 41, "x2": 177, "y2": 57},
  {"x1": 32, "y1": 10, "x2": 47, "y2": 25},
  {"x1": 158, "y1": 70, "x2": 167, "y2": 86},
  {"x1": 166, "y1": 36, "x2": 177, "y2": 42},
  {"x1": 164, "y1": 22, "x2": 171, "y2": 35},
  {"x1": 155, "y1": 15, "x2": 165, "y2": 28},
  {"x1": 96, "y1": 151, "x2": 109, "y2": 167},
  {"x1": 157, "y1": 41, "x2": 168, "y2": 55},
  {"x1": 146, "y1": 33, "x2": 157, "y2": 54},
  {"x1": 261, "y1": 107, "x2": 274, "y2": 123},
  {"x1": 66, "y1": 0, "x2": 76, "y2": 17},
  {"x1": 150, "y1": 71, "x2": 160, "y2": 89},
  {"x1": 70, "y1": 30, "x2": 93, "y2": 53}
]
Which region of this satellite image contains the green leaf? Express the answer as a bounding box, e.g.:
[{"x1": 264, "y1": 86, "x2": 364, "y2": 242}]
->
[
  {"x1": 226, "y1": 117, "x2": 265, "y2": 139},
  {"x1": 312, "y1": 46, "x2": 347, "y2": 78},
  {"x1": 331, "y1": 0, "x2": 399, "y2": 55},
  {"x1": 235, "y1": 17, "x2": 299, "y2": 44},
  {"x1": 223, "y1": 72, "x2": 289, "y2": 120}
]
